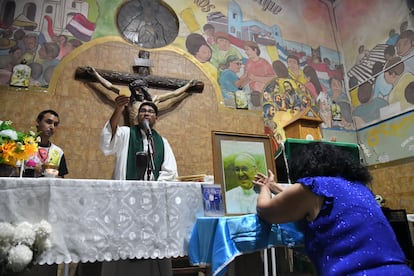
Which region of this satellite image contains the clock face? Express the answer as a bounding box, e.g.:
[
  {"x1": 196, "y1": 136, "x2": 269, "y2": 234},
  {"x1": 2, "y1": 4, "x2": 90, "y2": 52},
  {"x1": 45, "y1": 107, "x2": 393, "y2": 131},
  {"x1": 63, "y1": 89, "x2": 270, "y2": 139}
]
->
[{"x1": 116, "y1": 0, "x2": 179, "y2": 49}]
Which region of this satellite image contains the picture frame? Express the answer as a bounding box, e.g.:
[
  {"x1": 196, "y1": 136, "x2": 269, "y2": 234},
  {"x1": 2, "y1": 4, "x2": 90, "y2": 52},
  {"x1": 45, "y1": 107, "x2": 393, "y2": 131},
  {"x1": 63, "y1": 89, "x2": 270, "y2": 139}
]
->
[
  {"x1": 212, "y1": 131, "x2": 276, "y2": 215},
  {"x1": 201, "y1": 184, "x2": 225, "y2": 217}
]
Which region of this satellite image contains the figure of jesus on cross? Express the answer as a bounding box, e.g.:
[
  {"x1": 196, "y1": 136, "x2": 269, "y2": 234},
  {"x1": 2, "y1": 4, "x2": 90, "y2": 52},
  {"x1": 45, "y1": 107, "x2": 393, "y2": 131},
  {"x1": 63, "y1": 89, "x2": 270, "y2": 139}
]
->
[{"x1": 87, "y1": 66, "x2": 195, "y2": 125}]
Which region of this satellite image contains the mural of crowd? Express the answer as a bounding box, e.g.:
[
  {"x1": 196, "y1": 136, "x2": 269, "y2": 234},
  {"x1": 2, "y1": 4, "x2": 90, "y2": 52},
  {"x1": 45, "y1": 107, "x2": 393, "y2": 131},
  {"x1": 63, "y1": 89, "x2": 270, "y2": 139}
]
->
[
  {"x1": 348, "y1": 21, "x2": 414, "y2": 128},
  {"x1": 183, "y1": 2, "x2": 414, "y2": 152},
  {"x1": 0, "y1": 27, "x2": 83, "y2": 87},
  {"x1": 0, "y1": 0, "x2": 94, "y2": 87},
  {"x1": 183, "y1": 2, "x2": 351, "y2": 154},
  {"x1": 1, "y1": 0, "x2": 413, "y2": 153}
]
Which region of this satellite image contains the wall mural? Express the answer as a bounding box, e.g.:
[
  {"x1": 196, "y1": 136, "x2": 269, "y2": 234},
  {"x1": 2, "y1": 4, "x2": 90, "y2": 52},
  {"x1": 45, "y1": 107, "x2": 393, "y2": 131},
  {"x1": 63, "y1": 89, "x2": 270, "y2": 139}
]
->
[
  {"x1": 336, "y1": 0, "x2": 414, "y2": 129},
  {"x1": 0, "y1": 0, "x2": 97, "y2": 88},
  {"x1": 173, "y1": 0, "x2": 351, "y2": 155},
  {"x1": 0, "y1": 0, "x2": 412, "y2": 164},
  {"x1": 334, "y1": 0, "x2": 414, "y2": 164}
]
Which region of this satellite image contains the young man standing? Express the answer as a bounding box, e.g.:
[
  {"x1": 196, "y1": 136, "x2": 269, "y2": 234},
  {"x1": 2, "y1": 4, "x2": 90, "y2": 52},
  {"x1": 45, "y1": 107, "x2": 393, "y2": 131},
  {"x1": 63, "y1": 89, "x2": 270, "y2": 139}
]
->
[{"x1": 24, "y1": 109, "x2": 68, "y2": 178}]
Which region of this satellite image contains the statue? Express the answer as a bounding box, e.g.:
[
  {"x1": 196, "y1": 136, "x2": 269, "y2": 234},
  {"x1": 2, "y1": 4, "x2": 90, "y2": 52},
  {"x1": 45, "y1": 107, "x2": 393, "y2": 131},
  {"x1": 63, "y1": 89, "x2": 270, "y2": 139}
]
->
[{"x1": 86, "y1": 66, "x2": 195, "y2": 125}]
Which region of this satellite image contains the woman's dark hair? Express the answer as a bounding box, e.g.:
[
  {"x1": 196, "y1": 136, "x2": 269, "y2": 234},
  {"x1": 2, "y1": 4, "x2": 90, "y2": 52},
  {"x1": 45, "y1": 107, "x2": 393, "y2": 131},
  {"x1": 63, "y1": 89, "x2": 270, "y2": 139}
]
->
[{"x1": 288, "y1": 142, "x2": 372, "y2": 184}]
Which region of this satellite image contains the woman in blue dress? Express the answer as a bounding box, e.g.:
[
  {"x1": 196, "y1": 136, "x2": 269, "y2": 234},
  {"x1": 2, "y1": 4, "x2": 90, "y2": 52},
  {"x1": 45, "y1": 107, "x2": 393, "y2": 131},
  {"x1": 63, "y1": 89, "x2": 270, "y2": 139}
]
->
[{"x1": 253, "y1": 142, "x2": 413, "y2": 275}]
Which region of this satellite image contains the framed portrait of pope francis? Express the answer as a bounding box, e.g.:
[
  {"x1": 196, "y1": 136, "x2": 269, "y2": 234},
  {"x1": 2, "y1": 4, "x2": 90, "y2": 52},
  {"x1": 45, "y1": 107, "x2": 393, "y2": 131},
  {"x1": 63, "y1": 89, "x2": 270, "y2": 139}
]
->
[{"x1": 212, "y1": 131, "x2": 276, "y2": 215}]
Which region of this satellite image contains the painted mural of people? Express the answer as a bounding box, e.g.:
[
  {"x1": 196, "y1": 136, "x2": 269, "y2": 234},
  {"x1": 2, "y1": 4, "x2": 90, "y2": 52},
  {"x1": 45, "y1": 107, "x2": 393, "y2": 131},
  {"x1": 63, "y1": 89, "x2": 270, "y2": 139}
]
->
[
  {"x1": 303, "y1": 65, "x2": 327, "y2": 100},
  {"x1": 385, "y1": 57, "x2": 405, "y2": 86},
  {"x1": 272, "y1": 60, "x2": 289, "y2": 79},
  {"x1": 54, "y1": 35, "x2": 81, "y2": 60},
  {"x1": 372, "y1": 45, "x2": 397, "y2": 99},
  {"x1": 283, "y1": 80, "x2": 301, "y2": 111},
  {"x1": 185, "y1": 33, "x2": 212, "y2": 63},
  {"x1": 20, "y1": 33, "x2": 38, "y2": 63},
  {"x1": 0, "y1": 45, "x2": 22, "y2": 70},
  {"x1": 274, "y1": 93, "x2": 287, "y2": 111},
  {"x1": 263, "y1": 102, "x2": 276, "y2": 120},
  {"x1": 219, "y1": 55, "x2": 249, "y2": 108},
  {"x1": 287, "y1": 54, "x2": 306, "y2": 84},
  {"x1": 264, "y1": 118, "x2": 280, "y2": 154},
  {"x1": 35, "y1": 41, "x2": 60, "y2": 85},
  {"x1": 388, "y1": 69, "x2": 414, "y2": 112},
  {"x1": 386, "y1": 29, "x2": 399, "y2": 46},
  {"x1": 202, "y1": 23, "x2": 215, "y2": 46},
  {"x1": 29, "y1": 62, "x2": 43, "y2": 86},
  {"x1": 353, "y1": 81, "x2": 388, "y2": 128},
  {"x1": 263, "y1": 91, "x2": 273, "y2": 104},
  {"x1": 373, "y1": 56, "x2": 404, "y2": 101},
  {"x1": 329, "y1": 76, "x2": 348, "y2": 128},
  {"x1": 243, "y1": 41, "x2": 275, "y2": 93},
  {"x1": 210, "y1": 32, "x2": 243, "y2": 74},
  {"x1": 396, "y1": 30, "x2": 414, "y2": 74},
  {"x1": 316, "y1": 91, "x2": 332, "y2": 128},
  {"x1": 356, "y1": 45, "x2": 369, "y2": 64}
]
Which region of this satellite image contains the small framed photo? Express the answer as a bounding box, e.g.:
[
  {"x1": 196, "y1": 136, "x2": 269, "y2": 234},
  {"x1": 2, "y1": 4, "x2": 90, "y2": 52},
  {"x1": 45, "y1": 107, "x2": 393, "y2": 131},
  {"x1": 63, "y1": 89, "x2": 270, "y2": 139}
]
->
[
  {"x1": 201, "y1": 184, "x2": 224, "y2": 217},
  {"x1": 212, "y1": 131, "x2": 276, "y2": 215}
]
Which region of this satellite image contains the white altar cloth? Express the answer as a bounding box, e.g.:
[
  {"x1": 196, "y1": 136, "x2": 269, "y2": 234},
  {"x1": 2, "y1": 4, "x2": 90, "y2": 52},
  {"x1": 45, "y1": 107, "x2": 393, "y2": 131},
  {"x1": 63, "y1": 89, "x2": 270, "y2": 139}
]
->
[{"x1": 0, "y1": 178, "x2": 204, "y2": 265}]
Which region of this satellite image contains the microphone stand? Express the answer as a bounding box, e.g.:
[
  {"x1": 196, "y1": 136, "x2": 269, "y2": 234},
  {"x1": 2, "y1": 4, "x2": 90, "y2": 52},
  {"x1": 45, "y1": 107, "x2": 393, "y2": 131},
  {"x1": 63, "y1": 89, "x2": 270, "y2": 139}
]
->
[{"x1": 146, "y1": 133, "x2": 156, "y2": 181}]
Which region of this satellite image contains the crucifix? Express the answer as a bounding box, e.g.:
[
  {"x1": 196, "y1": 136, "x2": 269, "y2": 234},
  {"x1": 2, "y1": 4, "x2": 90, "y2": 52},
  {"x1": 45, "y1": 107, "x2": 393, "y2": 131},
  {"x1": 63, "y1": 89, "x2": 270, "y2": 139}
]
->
[{"x1": 75, "y1": 50, "x2": 204, "y2": 124}]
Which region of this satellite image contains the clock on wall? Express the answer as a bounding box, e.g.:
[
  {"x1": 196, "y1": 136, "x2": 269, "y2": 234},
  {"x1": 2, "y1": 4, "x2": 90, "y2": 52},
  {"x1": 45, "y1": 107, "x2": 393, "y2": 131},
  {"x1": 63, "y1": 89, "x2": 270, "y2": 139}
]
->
[{"x1": 116, "y1": 0, "x2": 179, "y2": 49}]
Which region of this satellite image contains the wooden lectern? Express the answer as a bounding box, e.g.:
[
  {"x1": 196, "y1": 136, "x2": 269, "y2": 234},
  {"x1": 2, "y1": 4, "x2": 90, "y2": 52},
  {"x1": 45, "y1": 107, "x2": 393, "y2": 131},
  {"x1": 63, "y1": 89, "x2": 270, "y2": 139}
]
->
[{"x1": 283, "y1": 106, "x2": 323, "y2": 140}]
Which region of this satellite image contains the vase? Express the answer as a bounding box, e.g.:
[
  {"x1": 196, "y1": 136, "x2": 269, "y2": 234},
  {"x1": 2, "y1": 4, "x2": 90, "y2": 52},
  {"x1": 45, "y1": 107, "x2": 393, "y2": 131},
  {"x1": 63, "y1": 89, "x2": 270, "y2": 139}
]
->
[{"x1": 0, "y1": 164, "x2": 18, "y2": 177}]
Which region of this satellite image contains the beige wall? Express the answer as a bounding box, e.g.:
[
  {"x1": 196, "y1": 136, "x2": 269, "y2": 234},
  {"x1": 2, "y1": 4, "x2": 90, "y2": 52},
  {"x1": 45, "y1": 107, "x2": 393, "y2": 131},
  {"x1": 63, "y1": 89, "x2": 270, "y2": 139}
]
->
[{"x1": 0, "y1": 38, "x2": 264, "y2": 180}]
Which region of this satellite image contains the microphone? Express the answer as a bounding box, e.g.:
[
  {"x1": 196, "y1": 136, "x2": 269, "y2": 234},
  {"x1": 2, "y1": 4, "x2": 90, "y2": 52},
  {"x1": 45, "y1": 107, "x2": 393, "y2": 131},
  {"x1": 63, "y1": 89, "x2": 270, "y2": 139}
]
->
[
  {"x1": 136, "y1": 151, "x2": 148, "y2": 180},
  {"x1": 142, "y1": 119, "x2": 152, "y2": 136}
]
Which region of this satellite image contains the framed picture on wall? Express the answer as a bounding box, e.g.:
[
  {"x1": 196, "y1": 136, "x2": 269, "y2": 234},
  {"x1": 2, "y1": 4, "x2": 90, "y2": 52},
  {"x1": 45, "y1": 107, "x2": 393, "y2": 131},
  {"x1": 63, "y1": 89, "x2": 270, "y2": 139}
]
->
[{"x1": 212, "y1": 131, "x2": 276, "y2": 216}]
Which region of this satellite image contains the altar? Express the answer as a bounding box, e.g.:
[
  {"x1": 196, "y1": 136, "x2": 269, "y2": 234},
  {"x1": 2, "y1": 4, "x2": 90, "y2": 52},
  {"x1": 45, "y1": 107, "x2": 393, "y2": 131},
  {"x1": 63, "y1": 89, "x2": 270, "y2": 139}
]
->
[
  {"x1": 0, "y1": 178, "x2": 205, "y2": 265},
  {"x1": 0, "y1": 177, "x2": 308, "y2": 276}
]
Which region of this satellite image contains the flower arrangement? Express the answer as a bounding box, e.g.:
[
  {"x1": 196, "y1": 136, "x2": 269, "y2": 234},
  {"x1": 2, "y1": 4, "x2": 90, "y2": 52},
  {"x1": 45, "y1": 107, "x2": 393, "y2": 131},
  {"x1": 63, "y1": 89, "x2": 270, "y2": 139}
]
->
[
  {"x1": 0, "y1": 120, "x2": 39, "y2": 167},
  {"x1": 0, "y1": 220, "x2": 52, "y2": 275}
]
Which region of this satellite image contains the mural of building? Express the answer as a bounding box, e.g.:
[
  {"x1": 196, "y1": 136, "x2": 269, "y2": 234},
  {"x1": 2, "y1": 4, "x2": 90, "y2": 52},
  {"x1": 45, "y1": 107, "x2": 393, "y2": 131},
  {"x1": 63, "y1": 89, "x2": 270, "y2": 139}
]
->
[{"x1": 0, "y1": 0, "x2": 89, "y2": 38}]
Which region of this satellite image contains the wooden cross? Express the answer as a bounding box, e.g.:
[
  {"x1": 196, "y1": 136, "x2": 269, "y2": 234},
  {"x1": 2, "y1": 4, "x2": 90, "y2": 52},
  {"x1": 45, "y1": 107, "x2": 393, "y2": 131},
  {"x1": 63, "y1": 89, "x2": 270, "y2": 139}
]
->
[{"x1": 74, "y1": 50, "x2": 204, "y2": 93}]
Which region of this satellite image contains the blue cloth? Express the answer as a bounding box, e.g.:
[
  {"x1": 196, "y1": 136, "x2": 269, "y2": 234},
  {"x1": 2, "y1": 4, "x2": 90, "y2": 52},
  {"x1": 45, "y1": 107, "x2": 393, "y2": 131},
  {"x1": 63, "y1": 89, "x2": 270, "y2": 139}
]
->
[
  {"x1": 299, "y1": 176, "x2": 414, "y2": 276},
  {"x1": 189, "y1": 214, "x2": 304, "y2": 276}
]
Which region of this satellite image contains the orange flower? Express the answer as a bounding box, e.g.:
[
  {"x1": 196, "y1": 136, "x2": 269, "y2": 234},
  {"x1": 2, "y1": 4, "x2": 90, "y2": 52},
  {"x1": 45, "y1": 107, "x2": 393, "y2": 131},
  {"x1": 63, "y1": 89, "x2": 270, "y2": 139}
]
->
[
  {"x1": 0, "y1": 141, "x2": 17, "y2": 164},
  {"x1": 0, "y1": 120, "x2": 39, "y2": 166}
]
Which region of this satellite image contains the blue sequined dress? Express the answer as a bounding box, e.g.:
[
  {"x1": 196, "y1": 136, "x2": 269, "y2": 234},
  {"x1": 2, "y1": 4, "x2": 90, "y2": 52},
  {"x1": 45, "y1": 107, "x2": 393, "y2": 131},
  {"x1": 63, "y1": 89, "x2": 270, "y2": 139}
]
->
[{"x1": 299, "y1": 176, "x2": 413, "y2": 275}]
